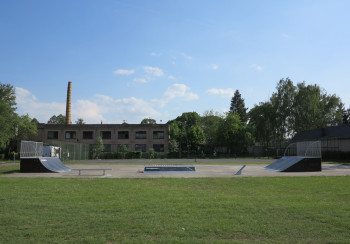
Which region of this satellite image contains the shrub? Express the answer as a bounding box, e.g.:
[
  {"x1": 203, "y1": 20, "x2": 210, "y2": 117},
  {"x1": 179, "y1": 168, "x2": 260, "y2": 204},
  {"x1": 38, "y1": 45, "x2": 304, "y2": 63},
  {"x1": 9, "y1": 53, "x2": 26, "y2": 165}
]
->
[
  {"x1": 147, "y1": 149, "x2": 158, "y2": 159},
  {"x1": 126, "y1": 151, "x2": 142, "y2": 159},
  {"x1": 116, "y1": 152, "x2": 125, "y2": 159}
]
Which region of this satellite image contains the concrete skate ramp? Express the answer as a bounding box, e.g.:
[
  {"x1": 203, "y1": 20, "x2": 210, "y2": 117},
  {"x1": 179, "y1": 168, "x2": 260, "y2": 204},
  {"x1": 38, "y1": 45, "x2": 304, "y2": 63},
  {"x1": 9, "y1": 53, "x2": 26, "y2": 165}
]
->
[
  {"x1": 20, "y1": 157, "x2": 72, "y2": 173},
  {"x1": 264, "y1": 156, "x2": 322, "y2": 172}
]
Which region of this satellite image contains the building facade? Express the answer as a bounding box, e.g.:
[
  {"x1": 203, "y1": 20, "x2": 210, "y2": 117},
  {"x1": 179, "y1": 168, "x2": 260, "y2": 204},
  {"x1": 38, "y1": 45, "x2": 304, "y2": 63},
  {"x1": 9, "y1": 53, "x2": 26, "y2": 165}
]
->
[{"x1": 35, "y1": 123, "x2": 170, "y2": 154}]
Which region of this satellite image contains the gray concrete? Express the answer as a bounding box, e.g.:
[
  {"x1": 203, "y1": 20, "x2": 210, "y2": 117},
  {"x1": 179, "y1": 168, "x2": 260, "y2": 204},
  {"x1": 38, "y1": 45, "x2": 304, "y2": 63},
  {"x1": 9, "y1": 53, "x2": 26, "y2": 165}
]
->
[
  {"x1": 66, "y1": 158, "x2": 273, "y2": 164},
  {"x1": 3, "y1": 161, "x2": 350, "y2": 178}
]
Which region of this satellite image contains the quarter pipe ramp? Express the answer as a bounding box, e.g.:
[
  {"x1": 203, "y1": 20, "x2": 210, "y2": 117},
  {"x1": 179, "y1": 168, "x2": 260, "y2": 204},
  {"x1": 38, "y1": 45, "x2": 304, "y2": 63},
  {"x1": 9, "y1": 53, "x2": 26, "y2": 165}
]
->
[
  {"x1": 20, "y1": 157, "x2": 72, "y2": 173},
  {"x1": 264, "y1": 156, "x2": 322, "y2": 172}
]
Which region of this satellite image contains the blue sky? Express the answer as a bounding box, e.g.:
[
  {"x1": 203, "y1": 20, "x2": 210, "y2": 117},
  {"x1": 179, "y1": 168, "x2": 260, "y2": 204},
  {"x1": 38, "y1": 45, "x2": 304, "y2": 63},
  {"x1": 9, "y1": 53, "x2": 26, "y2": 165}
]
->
[{"x1": 1, "y1": 0, "x2": 349, "y2": 124}]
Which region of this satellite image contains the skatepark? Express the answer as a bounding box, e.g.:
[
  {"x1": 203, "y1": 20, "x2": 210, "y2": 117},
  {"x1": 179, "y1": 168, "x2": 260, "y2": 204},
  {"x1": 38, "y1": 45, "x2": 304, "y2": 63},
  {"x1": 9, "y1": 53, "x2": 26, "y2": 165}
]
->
[
  {"x1": 3, "y1": 158, "x2": 350, "y2": 178},
  {"x1": 8, "y1": 140, "x2": 349, "y2": 178}
]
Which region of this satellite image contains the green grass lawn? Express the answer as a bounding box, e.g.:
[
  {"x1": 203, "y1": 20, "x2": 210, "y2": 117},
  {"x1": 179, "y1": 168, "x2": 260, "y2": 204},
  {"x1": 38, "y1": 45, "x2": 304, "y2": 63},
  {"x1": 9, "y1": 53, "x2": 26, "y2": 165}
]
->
[{"x1": 1, "y1": 170, "x2": 350, "y2": 243}]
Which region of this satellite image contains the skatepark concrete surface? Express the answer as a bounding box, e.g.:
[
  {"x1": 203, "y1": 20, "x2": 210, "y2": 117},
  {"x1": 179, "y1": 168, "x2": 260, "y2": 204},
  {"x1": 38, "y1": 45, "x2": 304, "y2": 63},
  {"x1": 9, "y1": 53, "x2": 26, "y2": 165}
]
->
[{"x1": 2, "y1": 159, "x2": 350, "y2": 178}]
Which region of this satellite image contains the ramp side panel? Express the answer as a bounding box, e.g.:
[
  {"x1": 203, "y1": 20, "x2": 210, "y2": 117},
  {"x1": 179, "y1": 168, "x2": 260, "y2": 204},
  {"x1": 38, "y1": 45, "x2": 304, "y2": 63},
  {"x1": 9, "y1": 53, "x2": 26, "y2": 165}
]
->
[
  {"x1": 20, "y1": 158, "x2": 51, "y2": 173},
  {"x1": 284, "y1": 157, "x2": 322, "y2": 172},
  {"x1": 20, "y1": 157, "x2": 71, "y2": 173}
]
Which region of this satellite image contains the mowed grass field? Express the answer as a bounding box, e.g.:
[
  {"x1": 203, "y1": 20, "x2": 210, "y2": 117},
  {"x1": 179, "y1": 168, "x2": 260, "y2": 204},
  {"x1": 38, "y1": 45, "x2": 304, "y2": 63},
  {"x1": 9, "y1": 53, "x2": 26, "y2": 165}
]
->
[{"x1": 0, "y1": 165, "x2": 350, "y2": 243}]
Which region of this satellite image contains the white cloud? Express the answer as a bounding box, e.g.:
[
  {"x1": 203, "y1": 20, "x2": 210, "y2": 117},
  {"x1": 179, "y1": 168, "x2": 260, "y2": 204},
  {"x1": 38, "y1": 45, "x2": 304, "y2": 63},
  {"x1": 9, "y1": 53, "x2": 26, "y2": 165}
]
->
[
  {"x1": 168, "y1": 75, "x2": 176, "y2": 80},
  {"x1": 133, "y1": 78, "x2": 147, "y2": 83},
  {"x1": 150, "y1": 52, "x2": 162, "y2": 57},
  {"x1": 207, "y1": 88, "x2": 235, "y2": 98},
  {"x1": 282, "y1": 33, "x2": 292, "y2": 39},
  {"x1": 181, "y1": 53, "x2": 193, "y2": 60},
  {"x1": 211, "y1": 64, "x2": 219, "y2": 70},
  {"x1": 154, "y1": 83, "x2": 199, "y2": 107},
  {"x1": 94, "y1": 94, "x2": 115, "y2": 104},
  {"x1": 130, "y1": 66, "x2": 164, "y2": 83},
  {"x1": 113, "y1": 69, "x2": 135, "y2": 75},
  {"x1": 74, "y1": 100, "x2": 105, "y2": 123},
  {"x1": 15, "y1": 87, "x2": 65, "y2": 123},
  {"x1": 144, "y1": 66, "x2": 164, "y2": 77},
  {"x1": 15, "y1": 83, "x2": 199, "y2": 124},
  {"x1": 91, "y1": 95, "x2": 161, "y2": 123},
  {"x1": 164, "y1": 84, "x2": 199, "y2": 101},
  {"x1": 252, "y1": 64, "x2": 263, "y2": 71}
]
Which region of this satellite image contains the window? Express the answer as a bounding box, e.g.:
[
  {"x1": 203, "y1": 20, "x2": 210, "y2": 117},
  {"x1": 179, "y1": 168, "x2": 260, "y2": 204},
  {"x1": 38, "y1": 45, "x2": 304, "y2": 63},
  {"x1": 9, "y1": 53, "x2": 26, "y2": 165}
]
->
[
  {"x1": 135, "y1": 131, "x2": 147, "y2": 139},
  {"x1": 65, "y1": 131, "x2": 76, "y2": 139},
  {"x1": 100, "y1": 131, "x2": 111, "y2": 139},
  {"x1": 47, "y1": 131, "x2": 58, "y2": 139},
  {"x1": 153, "y1": 131, "x2": 164, "y2": 139},
  {"x1": 135, "y1": 144, "x2": 147, "y2": 152},
  {"x1": 153, "y1": 144, "x2": 164, "y2": 152},
  {"x1": 103, "y1": 144, "x2": 111, "y2": 152},
  {"x1": 83, "y1": 131, "x2": 94, "y2": 139},
  {"x1": 118, "y1": 131, "x2": 129, "y2": 139}
]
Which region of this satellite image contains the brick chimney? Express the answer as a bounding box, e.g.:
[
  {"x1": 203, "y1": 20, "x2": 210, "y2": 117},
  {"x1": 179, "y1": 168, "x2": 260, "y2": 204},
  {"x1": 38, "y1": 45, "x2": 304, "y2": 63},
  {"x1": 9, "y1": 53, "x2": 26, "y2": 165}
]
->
[{"x1": 65, "y1": 81, "x2": 72, "y2": 125}]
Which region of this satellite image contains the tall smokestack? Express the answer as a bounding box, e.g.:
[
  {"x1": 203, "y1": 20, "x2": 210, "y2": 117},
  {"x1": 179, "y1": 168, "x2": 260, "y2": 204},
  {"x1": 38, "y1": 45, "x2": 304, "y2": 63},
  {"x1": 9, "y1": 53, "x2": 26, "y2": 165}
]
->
[{"x1": 65, "y1": 81, "x2": 72, "y2": 125}]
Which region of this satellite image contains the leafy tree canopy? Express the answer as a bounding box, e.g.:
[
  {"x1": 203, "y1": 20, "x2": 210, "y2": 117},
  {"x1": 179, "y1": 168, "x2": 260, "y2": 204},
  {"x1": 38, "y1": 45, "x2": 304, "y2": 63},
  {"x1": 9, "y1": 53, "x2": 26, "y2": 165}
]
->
[
  {"x1": 230, "y1": 89, "x2": 248, "y2": 123},
  {"x1": 75, "y1": 118, "x2": 85, "y2": 125},
  {"x1": 249, "y1": 78, "x2": 343, "y2": 145},
  {"x1": 141, "y1": 118, "x2": 156, "y2": 124},
  {"x1": 47, "y1": 114, "x2": 66, "y2": 124},
  {"x1": 201, "y1": 110, "x2": 224, "y2": 148},
  {"x1": 168, "y1": 112, "x2": 205, "y2": 152},
  {"x1": 0, "y1": 83, "x2": 18, "y2": 149},
  {"x1": 217, "y1": 112, "x2": 252, "y2": 154},
  {"x1": 0, "y1": 82, "x2": 38, "y2": 151}
]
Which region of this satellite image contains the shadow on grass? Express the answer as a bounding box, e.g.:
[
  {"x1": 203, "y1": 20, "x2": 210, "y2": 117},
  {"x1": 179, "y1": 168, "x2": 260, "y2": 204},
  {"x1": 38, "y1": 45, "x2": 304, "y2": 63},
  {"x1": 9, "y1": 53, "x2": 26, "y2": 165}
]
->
[
  {"x1": 1, "y1": 170, "x2": 20, "y2": 174},
  {"x1": 0, "y1": 169, "x2": 21, "y2": 175},
  {"x1": 0, "y1": 165, "x2": 20, "y2": 175}
]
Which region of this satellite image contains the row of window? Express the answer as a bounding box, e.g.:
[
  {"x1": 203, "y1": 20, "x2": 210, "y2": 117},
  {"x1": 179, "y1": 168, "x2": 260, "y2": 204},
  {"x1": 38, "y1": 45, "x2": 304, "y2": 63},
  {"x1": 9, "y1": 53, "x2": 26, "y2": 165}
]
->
[
  {"x1": 47, "y1": 131, "x2": 165, "y2": 140},
  {"x1": 102, "y1": 144, "x2": 164, "y2": 152}
]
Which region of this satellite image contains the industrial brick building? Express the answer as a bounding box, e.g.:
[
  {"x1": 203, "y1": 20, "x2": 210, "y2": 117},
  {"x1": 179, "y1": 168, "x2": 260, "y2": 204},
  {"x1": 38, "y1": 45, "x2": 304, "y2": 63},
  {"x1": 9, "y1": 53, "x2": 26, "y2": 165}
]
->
[
  {"x1": 32, "y1": 81, "x2": 170, "y2": 155},
  {"x1": 35, "y1": 123, "x2": 170, "y2": 154}
]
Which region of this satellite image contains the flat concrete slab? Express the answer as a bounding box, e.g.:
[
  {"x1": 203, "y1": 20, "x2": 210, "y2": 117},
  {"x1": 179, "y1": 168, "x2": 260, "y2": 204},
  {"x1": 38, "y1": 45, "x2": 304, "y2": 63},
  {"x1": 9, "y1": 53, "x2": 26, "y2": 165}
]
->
[{"x1": 3, "y1": 163, "x2": 350, "y2": 178}]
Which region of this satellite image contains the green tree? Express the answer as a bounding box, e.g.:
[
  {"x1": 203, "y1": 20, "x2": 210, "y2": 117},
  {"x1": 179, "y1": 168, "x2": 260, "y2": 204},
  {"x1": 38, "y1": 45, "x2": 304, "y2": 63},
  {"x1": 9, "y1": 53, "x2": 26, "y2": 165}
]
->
[
  {"x1": 168, "y1": 112, "x2": 205, "y2": 157},
  {"x1": 201, "y1": 110, "x2": 224, "y2": 150},
  {"x1": 141, "y1": 118, "x2": 156, "y2": 124},
  {"x1": 0, "y1": 82, "x2": 17, "y2": 149},
  {"x1": 292, "y1": 83, "x2": 342, "y2": 132},
  {"x1": 248, "y1": 78, "x2": 344, "y2": 151},
  {"x1": 47, "y1": 114, "x2": 66, "y2": 124},
  {"x1": 118, "y1": 144, "x2": 129, "y2": 152},
  {"x1": 217, "y1": 113, "x2": 252, "y2": 154},
  {"x1": 270, "y1": 78, "x2": 296, "y2": 141},
  {"x1": 91, "y1": 136, "x2": 104, "y2": 159},
  {"x1": 230, "y1": 90, "x2": 248, "y2": 123},
  {"x1": 168, "y1": 139, "x2": 179, "y2": 152},
  {"x1": 187, "y1": 124, "x2": 206, "y2": 152},
  {"x1": 16, "y1": 114, "x2": 38, "y2": 141},
  {"x1": 248, "y1": 102, "x2": 274, "y2": 148},
  {"x1": 147, "y1": 148, "x2": 157, "y2": 159},
  {"x1": 75, "y1": 118, "x2": 85, "y2": 125}
]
